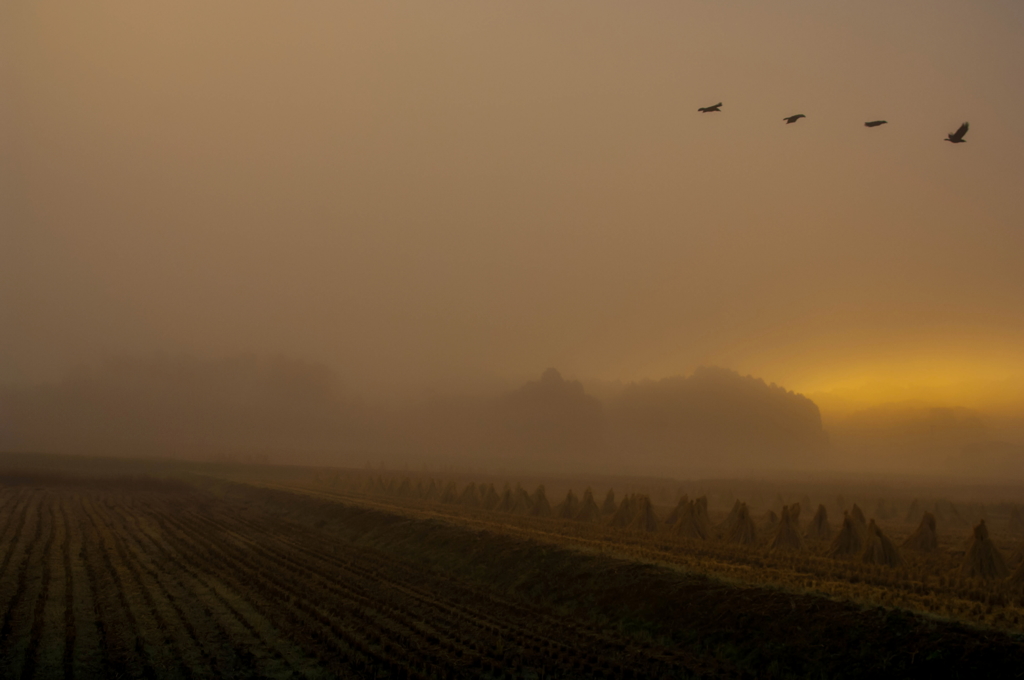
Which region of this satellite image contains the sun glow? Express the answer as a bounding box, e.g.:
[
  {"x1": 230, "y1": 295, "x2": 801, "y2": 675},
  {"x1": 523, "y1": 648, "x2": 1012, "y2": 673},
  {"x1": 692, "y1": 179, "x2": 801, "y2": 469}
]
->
[{"x1": 797, "y1": 359, "x2": 1024, "y2": 416}]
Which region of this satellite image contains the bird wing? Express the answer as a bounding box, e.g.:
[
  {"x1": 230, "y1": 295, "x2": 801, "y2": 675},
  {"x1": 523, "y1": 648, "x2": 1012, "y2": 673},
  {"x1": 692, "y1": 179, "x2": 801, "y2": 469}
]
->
[{"x1": 955, "y1": 122, "x2": 969, "y2": 140}]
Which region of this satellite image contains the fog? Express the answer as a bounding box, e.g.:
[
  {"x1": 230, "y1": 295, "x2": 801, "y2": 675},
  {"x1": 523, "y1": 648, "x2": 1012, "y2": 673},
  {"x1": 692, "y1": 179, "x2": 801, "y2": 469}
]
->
[
  {"x1": 4, "y1": 2, "x2": 1024, "y2": 478},
  {"x1": 4, "y1": 355, "x2": 1023, "y2": 482},
  {"x1": 0, "y1": 356, "x2": 827, "y2": 477}
]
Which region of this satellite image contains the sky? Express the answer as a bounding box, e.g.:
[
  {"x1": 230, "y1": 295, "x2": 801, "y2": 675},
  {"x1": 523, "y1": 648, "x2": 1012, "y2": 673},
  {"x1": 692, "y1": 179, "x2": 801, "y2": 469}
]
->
[{"x1": 4, "y1": 1, "x2": 1024, "y2": 414}]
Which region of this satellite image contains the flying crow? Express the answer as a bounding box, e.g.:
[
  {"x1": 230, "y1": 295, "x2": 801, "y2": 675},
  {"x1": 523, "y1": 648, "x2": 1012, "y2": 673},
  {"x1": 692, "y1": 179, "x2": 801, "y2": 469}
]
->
[
  {"x1": 864, "y1": 120, "x2": 887, "y2": 127},
  {"x1": 783, "y1": 114, "x2": 806, "y2": 124},
  {"x1": 945, "y1": 122, "x2": 969, "y2": 143},
  {"x1": 698, "y1": 103, "x2": 723, "y2": 113}
]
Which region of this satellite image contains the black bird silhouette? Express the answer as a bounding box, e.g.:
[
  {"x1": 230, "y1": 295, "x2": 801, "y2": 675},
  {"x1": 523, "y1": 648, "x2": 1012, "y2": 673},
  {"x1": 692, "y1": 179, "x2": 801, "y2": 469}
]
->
[
  {"x1": 698, "y1": 103, "x2": 723, "y2": 113},
  {"x1": 945, "y1": 122, "x2": 969, "y2": 143},
  {"x1": 864, "y1": 120, "x2": 887, "y2": 127},
  {"x1": 783, "y1": 114, "x2": 806, "y2": 124}
]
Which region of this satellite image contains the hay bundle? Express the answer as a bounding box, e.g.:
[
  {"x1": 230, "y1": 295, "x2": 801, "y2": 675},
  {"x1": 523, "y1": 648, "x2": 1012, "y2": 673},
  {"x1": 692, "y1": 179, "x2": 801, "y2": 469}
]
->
[
  {"x1": 575, "y1": 488, "x2": 602, "y2": 523},
  {"x1": 601, "y1": 489, "x2": 617, "y2": 515},
  {"x1": 905, "y1": 499, "x2": 922, "y2": 524},
  {"x1": 510, "y1": 485, "x2": 533, "y2": 515},
  {"x1": 826, "y1": 512, "x2": 863, "y2": 558},
  {"x1": 902, "y1": 512, "x2": 938, "y2": 552},
  {"x1": 874, "y1": 498, "x2": 897, "y2": 520},
  {"x1": 672, "y1": 501, "x2": 708, "y2": 540},
  {"x1": 481, "y1": 483, "x2": 501, "y2": 510},
  {"x1": 1009, "y1": 506, "x2": 1024, "y2": 537},
  {"x1": 769, "y1": 505, "x2": 804, "y2": 552},
  {"x1": 960, "y1": 520, "x2": 1009, "y2": 579},
  {"x1": 555, "y1": 490, "x2": 580, "y2": 519},
  {"x1": 394, "y1": 478, "x2": 411, "y2": 497},
  {"x1": 717, "y1": 500, "x2": 743, "y2": 538},
  {"x1": 724, "y1": 503, "x2": 758, "y2": 545},
  {"x1": 849, "y1": 504, "x2": 868, "y2": 537},
  {"x1": 495, "y1": 485, "x2": 514, "y2": 512},
  {"x1": 1010, "y1": 541, "x2": 1024, "y2": 569},
  {"x1": 935, "y1": 499, "x2": 967, "y2": 527},
  {"x1": 627, "y1": 495, "x2": 660, "y2": 533},
  {"x1": 789, "y1": 502, "x2": 802, "y2": 528},
  {"x1": 862, "y1": 519, "x2": 903, "y2": 567},
  {"x1": 1009, "y1": 556, "x2": 1024, "y2": 587},
  {"x1": 458, "y1": 483, "x2": 480, "y2": 508},
  {"x1": 664, "y1": 495, "x2": 690, "y2": 525},
  {"x1": 609, "y1": 495, "x2": 637, "y2": 528},
  {"x1": 694, "y1": 496, "x2": 712, "y2": 537},
  {"x1": 439, "y1": 481, "x2": 459, "y2": 504},
  {"x1": 530, "y1": 485, "x2": 552, "y2": 517},
  {"x1": 423, "y1": 479, "x2": 439, "y2": 501},
  {"x1": 805, "y1": 504, "x2": 832, "y2": 541}
]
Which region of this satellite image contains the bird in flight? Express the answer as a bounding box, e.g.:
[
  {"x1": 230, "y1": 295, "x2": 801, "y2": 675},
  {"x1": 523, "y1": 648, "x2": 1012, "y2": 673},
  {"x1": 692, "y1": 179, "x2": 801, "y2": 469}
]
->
[
  {"x1": 945, "y1": 122, "x2": 969, "y2": 143},
  {"x1": 698, "y1": 103, "x2": 723, "y2": 113},
  {"x1": 783, "y1": 114, "x2": 806, "y2": 124},
  {"x1": 864, "y1": 120, "x2": 887, "y2": 128}
]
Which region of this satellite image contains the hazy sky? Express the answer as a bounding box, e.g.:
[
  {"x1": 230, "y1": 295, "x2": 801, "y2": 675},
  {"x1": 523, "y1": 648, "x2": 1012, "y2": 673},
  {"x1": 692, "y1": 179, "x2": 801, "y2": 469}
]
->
[{"x1": 5, "y1": 1, "x2": 1024, "y2": 408}]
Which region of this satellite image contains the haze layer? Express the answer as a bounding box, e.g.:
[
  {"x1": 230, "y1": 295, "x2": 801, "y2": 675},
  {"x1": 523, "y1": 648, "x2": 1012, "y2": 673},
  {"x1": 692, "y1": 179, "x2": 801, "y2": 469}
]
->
[{"x1": 4, "y1": 1, "x2": 1024, "y2": 411}]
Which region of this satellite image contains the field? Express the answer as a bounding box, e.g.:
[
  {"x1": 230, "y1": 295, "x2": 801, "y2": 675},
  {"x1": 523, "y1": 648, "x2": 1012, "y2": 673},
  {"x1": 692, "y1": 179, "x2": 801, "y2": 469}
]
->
[
  {"x1": 263, "y1": 470, "x2": 1024, "y2": 635},
  {"x1": 1, "y1": 458, "x2": 1024, "y2": 678}
]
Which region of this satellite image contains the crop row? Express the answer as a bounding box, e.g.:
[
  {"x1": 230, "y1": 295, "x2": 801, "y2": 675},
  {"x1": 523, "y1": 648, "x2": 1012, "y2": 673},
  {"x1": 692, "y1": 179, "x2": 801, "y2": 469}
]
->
[
  {"x1": 0, "y1": 485, "x2": 722, "y2": 679},
  {"x1": 270, "y1": 476, "x2": 1024, "y2": 633}
]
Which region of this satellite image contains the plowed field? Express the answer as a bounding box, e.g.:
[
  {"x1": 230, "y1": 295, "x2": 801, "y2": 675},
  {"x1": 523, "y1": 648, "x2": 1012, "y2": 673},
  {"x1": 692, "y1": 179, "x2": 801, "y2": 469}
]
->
[
  {"x1": 0, "y1": 479, "x2": 736, "y2": 679},
  {"x1": 1, "y1": 474, "x2": 1022, "y2": 679}
]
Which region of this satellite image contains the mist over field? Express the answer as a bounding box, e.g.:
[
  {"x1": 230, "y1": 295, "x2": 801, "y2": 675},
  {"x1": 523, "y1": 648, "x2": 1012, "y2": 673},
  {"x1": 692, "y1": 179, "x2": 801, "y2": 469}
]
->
[
  {"x1": 0, "y1": 355, "x2": 824, "y2": 475},
  {"x1": 4, "y1": 354, "x2": 1023, "y2": 483}
]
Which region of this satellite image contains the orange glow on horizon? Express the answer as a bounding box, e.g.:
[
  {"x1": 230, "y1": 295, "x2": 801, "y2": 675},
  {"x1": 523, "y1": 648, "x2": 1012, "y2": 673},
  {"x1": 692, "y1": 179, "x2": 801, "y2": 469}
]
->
[{"x1": 795, "y1": 361, "x2": 1024, "y2": 416}]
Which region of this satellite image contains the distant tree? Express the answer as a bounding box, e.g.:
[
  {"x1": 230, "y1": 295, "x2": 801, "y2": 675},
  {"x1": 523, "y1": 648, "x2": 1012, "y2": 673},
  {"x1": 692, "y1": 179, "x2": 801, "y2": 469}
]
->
[
  {"x1": 490, "y1": 368, "x2": 605, "y2": 465},
  {"x1": 604, "y1": 367, "x2": 827, "y2": 473}
]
